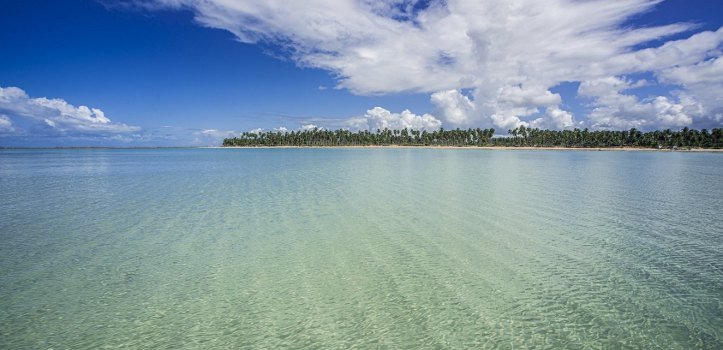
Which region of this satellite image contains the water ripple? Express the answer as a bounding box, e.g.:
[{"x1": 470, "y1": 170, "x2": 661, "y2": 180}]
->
[{"x1": 1, "y1": 149, "x2": 721, "y2": 348}]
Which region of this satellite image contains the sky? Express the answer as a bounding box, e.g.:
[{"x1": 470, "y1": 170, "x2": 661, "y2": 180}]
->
[{"x1": 0, "y1": 0, "x2": 722, "y2": 146}]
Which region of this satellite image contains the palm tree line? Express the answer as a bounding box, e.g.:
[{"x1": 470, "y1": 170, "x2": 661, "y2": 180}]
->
[
  {"x1": 491, "y1": 126, "x2": 721, "y2": 148},
  {"x1": 223, "y1": 128, "x2": 495, "y2": 147},
  {"x1": 223, "y1": 126, "x2": 721, "y2": 148}
]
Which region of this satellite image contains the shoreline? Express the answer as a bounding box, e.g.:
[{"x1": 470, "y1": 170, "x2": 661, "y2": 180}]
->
[
  {"x1": 211, "y1": 145, "x2": 723, "y2": 152},
  {"x1": 3, "y1": 146, "x2": 719, "y2": 152}
]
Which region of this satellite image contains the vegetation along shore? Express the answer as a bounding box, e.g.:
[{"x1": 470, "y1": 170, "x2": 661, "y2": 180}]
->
[{"x1": 223, "y1": 126, "x2": 722, "y2": 149}]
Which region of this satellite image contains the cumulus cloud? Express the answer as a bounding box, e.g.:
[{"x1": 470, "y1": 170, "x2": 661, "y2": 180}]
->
[
  {"x1": 657, "y1": 56, "x2": 723, "y2": 127},
  {"x1": 430, "y1": 90, "x2": 474, "y2": 126},
  {"x1": 131, "y1": 0, "x2": 723, "y2": 130},
  {"x1": 579, "y1": 77, "x2": 699, "y2": 129},
  {"x1": 431, "y1": 87, "x2": 575, "y2": 130},
  {"x1": 0, "y1": 86, "x2": 140, "y2": 137},
  {"x1": 242, "y1": 107, "x2": 442, "y2": 132},
  {"x1": 498, "y1": 86, "x2": 561, "y2": 107},
  {"x1": 348, "y1": 107, "x2": 442, "y2": 131},
  {"x1": 529, "y1": 107, "x2": 576, "y2": 130},
  {"x1": 250, "y1": 126, "x2": 295, "y2": 133}
]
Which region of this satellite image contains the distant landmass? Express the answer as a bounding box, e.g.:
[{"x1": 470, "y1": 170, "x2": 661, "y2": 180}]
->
[{"x1": 223, "y1": 127, "x2": 722, "y2": 149}]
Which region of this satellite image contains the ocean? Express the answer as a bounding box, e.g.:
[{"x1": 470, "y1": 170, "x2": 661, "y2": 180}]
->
[{"x1": 1, "y1": 148, "x2": 721, "y2": 348}]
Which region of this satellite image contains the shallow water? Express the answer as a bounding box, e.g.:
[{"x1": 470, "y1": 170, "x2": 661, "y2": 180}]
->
[{"x1": 1, "y1": 148, "x2": 721, "y2": 348}]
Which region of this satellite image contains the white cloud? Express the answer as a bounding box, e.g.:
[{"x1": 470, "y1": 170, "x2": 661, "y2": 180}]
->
[
  {"x1": 0, "y1": 115, "x2": 14, "y2": 133},
  {"x1": 600, "y1": 28, "x2": 723, "y2": 76},
  {"x1": 0, "y1": 86, "x2": 140, "y2": 136},
  {"x1": 489, "y1": 112, "x2": 527, "y2": 131},
  {"x1": 536, "y1": 107, "x2": 575, "y2": 129},
  {"x1": 652, "y1": 96, "x2": 695, "y2": 127},
  {"x1": 658, "y1": 56, "x2": 723, "y2": 86},
  {"x1": 579, "y1": 76, "x2": 698, "y2": 129},
  {"x1": 189, "y1": 128, "x2": 239, "y2": 145},
  {"x1": 135, "y1": 0, "x2": 723, "y2": 130},
  {"x1": 200, "y1": 128, "x2": 238, "y2": 138},
  {"x1": 657, "y1": 56, "x2": 723, "y2": 127},
  {"x1": 345, "y1": 116, "x2": 369, "y2": 130},
  {"x1": 300, "y1": 124, "x2": 320, "y2": 131},
  {"x1": 430, "y1": 90, "x2": 474, "y2": 126},
  {"x1": 431, "y1": 87, "x2": 575, "y2": 130},
  {"x1": 351, "y1": 107, "x2": 442, "y2": 131},
  {"x1": 498, "y1": 86, "x2": 561, "y2": 107}
]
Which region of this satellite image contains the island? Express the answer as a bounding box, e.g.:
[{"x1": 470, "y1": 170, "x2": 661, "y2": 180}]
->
[{"x1": 223, "y1": 126, "x2": 722, "y2": 149}]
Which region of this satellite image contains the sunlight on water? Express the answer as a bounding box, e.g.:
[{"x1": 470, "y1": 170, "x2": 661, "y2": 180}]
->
[{"x1": 1, "y1": 148, "x2": 721, "y2": 348}]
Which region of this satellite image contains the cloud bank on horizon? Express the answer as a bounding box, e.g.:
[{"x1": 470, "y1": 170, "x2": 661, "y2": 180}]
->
[
  {"x1": 0, "y1": 86, "x2": 140, "y2": 141},
  {"x1": 134, "y1": 0, "x2": 722, "y2": 131}
]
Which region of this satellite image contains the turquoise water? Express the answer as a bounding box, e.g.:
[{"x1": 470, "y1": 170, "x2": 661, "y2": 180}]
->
[{"x1": 1, "y1": 148, "x2": 721, "y2": 349}]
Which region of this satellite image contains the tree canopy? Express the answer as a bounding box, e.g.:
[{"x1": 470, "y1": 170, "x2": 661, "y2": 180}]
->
[{"x1": 223, "y1": 127, "x2": 722, "y2": 149}]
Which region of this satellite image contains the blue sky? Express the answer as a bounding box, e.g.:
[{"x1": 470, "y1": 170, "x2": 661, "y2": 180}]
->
[{"x1": 1, "y1": 0, "x2": 722, "y2": 146}]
